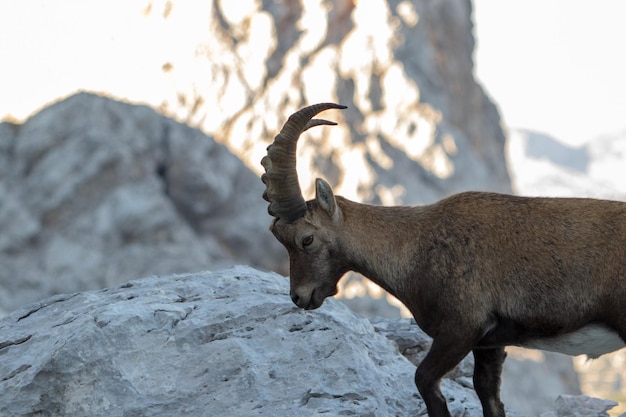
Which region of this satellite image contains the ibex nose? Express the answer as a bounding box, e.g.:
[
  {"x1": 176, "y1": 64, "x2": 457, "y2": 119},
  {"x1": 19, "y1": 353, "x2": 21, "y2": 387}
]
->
[
  {"x1": 291, "y1": 291, "x2": 310, "y2": 309},
  {"x1": 290, "y1": 292, "x2": 301, "y2": 307},
  {"x1": 291, "y1": 289, "x2": 321, "y2": 309}
]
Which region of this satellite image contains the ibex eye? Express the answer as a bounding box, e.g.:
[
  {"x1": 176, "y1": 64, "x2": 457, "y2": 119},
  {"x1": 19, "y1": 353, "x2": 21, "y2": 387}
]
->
[{"x1": 302, "y1": 235, "x2": 314, "y2": 247}]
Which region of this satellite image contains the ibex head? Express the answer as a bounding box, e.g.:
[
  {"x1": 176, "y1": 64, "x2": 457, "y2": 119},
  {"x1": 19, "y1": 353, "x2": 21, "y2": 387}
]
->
[{"x1": 261, "y1": 103, "x2": 348, "y2": 310}]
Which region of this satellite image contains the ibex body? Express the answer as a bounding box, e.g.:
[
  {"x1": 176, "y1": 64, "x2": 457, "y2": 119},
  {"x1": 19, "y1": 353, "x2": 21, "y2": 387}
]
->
[{"x1": 261, "y1": 103, "x2": 626, "y2": 417}]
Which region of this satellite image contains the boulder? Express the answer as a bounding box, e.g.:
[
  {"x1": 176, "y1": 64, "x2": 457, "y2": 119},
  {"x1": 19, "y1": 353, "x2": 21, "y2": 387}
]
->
[
  {"x1": 0, "y1": 266, "x2": 474, "y2": 417},
  {"x1": 539, "y1": 395, "x2": 619, "y2": 417},
  {"x1": 203, "y1": 0, "x2": 513, "y2": 204},
  {"x1": 0, "y1": 94, "x2": 285, "y2": 313},
  {"x1": 1, "y1": 266, "x2": 619, "y2": 417}
]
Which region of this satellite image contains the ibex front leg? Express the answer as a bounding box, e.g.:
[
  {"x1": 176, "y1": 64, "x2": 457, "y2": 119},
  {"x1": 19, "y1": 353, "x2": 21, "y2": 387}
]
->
[{"x1": 414, "y1": 336, "x2": 473, "y2": 417}]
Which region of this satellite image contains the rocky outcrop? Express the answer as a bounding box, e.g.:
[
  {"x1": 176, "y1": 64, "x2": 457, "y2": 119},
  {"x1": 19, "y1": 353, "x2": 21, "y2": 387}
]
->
[
  {"x1": 201, "y1": 0, "x2": 512, "y2": 204},
  {"x1": 0, "y1": 93, "x2": 285, "y2": 313},
  {"x1": 2, "y1": 0, "x2": 512, "y2": 205},
  {"x1": 0, "y1": 266, "x2": 472, "y2": 417},
  {"x1": 1, "y1": 266, "x2": 620, "y2": 417},
  {"x1": 540, "y1": 395, "x2": 622, "y2": 417},
  {"x1": 0, "y1": 1, "x2": 512, "y2": 312}
]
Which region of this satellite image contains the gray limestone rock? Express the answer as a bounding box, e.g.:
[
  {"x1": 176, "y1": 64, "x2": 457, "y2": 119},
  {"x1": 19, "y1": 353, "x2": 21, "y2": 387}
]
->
[
  {"x1": 0, "y1": 266, "x2": 468, "y2": 417},
  {"x1": 0, "y1": 266, "x2": 619, "y2": 416},
  {"x1": 539, "y1": 394, "x2": 619, "y2": 417},
  {"x1": 0, "y1": 94, "x2": 285, "y2": 313},
  {"x1": 201, "y1": 0, "x2": 513, "y2": 205}
]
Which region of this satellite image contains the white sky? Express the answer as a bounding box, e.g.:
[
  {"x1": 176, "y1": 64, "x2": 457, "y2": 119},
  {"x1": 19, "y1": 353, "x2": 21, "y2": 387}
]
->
[
  {"x1": 473, "y1": 0, "x2": 626, "y2": 146},
  {"x1": 2, "y1": 1, "x2": 625, "y2": 149}
]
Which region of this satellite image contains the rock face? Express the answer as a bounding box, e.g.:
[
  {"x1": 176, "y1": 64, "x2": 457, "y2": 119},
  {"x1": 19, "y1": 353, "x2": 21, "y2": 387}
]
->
[
  {"x1": 202, "y1": 0, "x2": 512, "y2": 204},
  {"x1": 0, "y1": 93, "x2": 285, "y2": 313},
  {"x1": 0, "y1": 1, "x2": 512, "y2": 313},
  {"x1": 0, "y1": 266, "x2": 619, "y2": 417},
  {"x1": 0, "y1": 266, "x2": 470, "y2": 417},
  {"x1": 539, "y1": 395, "x2": 621, "y2": 417},
  {"x1": 1, "y1": 0, "x2": 512, "y2": 205}
]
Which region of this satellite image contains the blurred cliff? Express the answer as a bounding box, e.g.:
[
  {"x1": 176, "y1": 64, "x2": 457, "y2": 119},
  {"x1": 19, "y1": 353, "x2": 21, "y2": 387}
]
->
[
  {"x1": 0, "y1": 0, "x2": 510, "y2": 312},
  {"x1": 0, "y1": 93, "x2": 287, "y2": 313}
]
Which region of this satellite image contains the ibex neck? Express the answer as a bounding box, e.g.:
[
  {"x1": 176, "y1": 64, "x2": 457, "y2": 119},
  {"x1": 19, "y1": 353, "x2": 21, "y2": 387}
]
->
[{"x1": 337, "y1": 197, "x2": 424, "y2": 301}]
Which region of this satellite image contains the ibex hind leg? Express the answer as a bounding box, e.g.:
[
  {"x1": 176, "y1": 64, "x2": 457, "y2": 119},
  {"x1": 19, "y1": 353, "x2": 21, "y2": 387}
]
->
[
  {"x1": 473, "y1": 347, "x2": 507, "y2": 417},
  {"x1": 414, "y1": 337, "x2": 474, "y2": 417}
]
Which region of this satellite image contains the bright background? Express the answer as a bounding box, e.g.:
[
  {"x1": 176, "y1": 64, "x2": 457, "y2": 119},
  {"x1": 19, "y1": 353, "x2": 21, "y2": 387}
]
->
[
  {"x1": 474, "y1": 0, "x2": 626, "y2": 146},
  {"x1": 3, "y1": 1, "x2": 626, "y2": 148}
]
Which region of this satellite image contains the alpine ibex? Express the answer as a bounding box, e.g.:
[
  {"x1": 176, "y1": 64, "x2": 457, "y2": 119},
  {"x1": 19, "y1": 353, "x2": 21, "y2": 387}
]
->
[{"x1": 261, "y1": 103, "x2": 626, "y2": 417}]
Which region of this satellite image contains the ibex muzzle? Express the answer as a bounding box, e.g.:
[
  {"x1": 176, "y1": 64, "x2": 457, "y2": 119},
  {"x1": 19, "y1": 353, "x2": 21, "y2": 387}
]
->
[{"x1": 261, "y1": 103, "x2": 626, "y2": 417}]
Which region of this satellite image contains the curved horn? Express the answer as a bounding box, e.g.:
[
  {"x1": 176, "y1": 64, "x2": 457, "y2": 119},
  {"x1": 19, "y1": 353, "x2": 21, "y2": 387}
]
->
[{"x1": 261, "y1": 103, "x2": 347, "y2": 222}]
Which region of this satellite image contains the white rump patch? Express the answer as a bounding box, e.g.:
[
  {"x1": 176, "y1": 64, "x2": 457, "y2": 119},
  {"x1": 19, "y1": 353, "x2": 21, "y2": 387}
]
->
[{"x1": 522, "y1": 323, "x2": 625, "y2": 358}]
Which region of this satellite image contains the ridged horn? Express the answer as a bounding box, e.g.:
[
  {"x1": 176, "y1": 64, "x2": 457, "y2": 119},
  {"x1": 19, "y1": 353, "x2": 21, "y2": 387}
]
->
[{"x1": 261, "y1": 103, "x2": 347, "y2": 222}]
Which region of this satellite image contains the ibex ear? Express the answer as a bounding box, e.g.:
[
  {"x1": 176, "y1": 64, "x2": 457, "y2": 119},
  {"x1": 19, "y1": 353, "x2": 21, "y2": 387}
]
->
[{"x1": 315, "y1": 178, "x2": 339, "y2": 222}]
